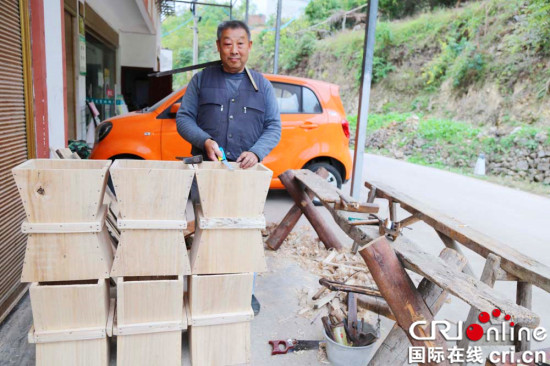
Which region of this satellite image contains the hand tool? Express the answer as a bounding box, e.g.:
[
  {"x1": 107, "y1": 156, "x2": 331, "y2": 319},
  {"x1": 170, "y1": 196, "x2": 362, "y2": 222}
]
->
[
  {"x1": 176, "y1": 155, "x2": 203, "y2": 164},
  {"x1": 218, "y1": 147, "x2": 234, "y2": 170},
  {"x1": 268, "y1": 339, "x2": 321, "y2": 355}
]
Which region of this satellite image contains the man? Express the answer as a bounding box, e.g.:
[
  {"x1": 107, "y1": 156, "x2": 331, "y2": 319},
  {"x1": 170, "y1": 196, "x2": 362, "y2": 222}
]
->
[
  {"x1": 176, "y1": 21, "x2": 281, "y2": 315},
  {"x1": 176, "y1": 20, "x2": 281, "y2": 169}
]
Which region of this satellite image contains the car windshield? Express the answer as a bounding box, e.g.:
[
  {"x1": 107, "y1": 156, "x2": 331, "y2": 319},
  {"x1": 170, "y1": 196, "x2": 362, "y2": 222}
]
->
[{"x1": 147, "y1": 85, "x2": 186, "y2": 112}]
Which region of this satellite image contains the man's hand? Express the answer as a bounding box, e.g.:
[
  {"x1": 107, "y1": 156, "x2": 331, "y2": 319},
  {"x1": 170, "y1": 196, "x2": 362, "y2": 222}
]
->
[
  {"x1": 237, "y1": 151, "x2": 259, "y2": 169},
  {"x1": 204, "y1": 139, "x2": 223, "y2": 161}
]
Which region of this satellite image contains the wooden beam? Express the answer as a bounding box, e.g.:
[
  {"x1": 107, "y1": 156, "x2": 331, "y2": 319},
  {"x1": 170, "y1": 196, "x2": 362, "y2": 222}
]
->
[
  {"x1": 356, "y1": 294, "x2": 395, "y2": 320},
  {"x1": 364, "y1": 180, "x2": 550, "y2": 293},
  {"x1": 359, "y1": 236, "x2": 451, "y2": 366},
  {"x1": 436, "y1": 230, "x2": 475, "y2": 277},
  {"x1": 515, "y1": 282, "x2": 533, "y2": 352},
  {"x1": 266, "y1": 169, "x2": 328, "y2": 250},
  {"x1": 369, "y1": 248, "x2": 467, "y2": 366},
  {"x1": 279, "y1": 170, "x2": 342, "y2": 251}
]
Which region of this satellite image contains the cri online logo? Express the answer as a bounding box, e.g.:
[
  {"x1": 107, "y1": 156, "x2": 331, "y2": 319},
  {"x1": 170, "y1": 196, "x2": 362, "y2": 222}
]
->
[{"x1": 410, "y1": 308, "x2": 547, "y2": 342}]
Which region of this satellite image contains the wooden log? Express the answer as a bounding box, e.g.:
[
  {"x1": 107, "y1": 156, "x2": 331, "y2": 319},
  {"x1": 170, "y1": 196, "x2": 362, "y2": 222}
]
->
[
  {"x1": 356, "y1": 294, "x2": 395, "y2": 320},
  {"x1": 359, "y1": 236, "x2": 451, "y2": 366},
  {"x1": 436, "y1": 230, "x2": 475, "y2": 276},
  {"x1": 368, "y1": 248, "x2": 467, "y2": 366},
  {"x1": 279, "y1": 170, "x2": 342, "y2": 250},
  {"x1": 515, "y1": 282, "x2": 533, "y2": 352}
]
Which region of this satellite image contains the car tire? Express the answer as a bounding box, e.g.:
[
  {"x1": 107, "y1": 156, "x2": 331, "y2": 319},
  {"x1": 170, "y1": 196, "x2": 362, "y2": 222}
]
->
[{"x1": 306, "y1": 162, "x2": 343, "y2": 206}]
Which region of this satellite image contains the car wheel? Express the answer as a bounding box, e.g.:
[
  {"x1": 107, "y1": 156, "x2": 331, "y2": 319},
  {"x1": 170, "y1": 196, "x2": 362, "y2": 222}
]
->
[{"x1": 306, "y1": 162, "x2": 343, "y2": 206}]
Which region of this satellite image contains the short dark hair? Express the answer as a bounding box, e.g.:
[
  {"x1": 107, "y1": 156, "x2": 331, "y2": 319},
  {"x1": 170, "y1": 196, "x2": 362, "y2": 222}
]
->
[{"x1": 217, "y1": 20, "x2": 251, "y2": 41}]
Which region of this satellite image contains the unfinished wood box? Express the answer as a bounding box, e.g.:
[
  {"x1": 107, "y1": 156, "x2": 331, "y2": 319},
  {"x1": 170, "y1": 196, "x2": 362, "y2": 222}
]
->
[
  {"x1": 195, "y1": 161, "x2": 272, "y2": 218},
  {"x1": 12, "y1": 159, "x2": 111, "y2": 223},
  {"x1": 115, "y1": 276, "x2": 187, "y2": 334},
  {"x1": 29, "y1": 279, "x2": 110, "y2": 334},
  {"x1": 110, "y1": 160, "x2": 194, "y2": 224},
  {"x1": 21, "y1": 228, "x2": 114, "y2": 282},
  {"x1": 110, "y1": 229, "x2": 191, "y2": 277},
  {"x1": 188, "y1": 273, "x2": 254, "y2": 325}
]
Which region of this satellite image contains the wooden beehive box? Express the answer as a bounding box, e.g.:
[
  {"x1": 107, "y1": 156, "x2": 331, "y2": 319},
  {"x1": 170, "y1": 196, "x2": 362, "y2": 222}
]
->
[
  {"x1": 30, "y1": 279, "x2": 110, "y2": 334},
  {"x1": 115, "y1": 276, "x2": 186, "y2": 331},
  {"x1": 188, "y1": 273, "x2": 253, "y2": 366},
  {"x1": 12, "y1": 159, "x2": 111, "y2": 223},
  {"x1": 111, "y1": 229, "x2": 191, "y2": 277},
  {"x1": 21, "y1": 228, "x2": 114, "y2": 282},
  {"x1": 194, "y1": 161, "x2": 272, "y2": 218},
  {"x1": 110, "y1": 160, "x2": 194, "y2": 223},
  {"x1": 189, "y1": 225, "x2": 267, "y2": 274},
  {"x1": 188, "y1": 273, "x2": 254, "y2": 325}
]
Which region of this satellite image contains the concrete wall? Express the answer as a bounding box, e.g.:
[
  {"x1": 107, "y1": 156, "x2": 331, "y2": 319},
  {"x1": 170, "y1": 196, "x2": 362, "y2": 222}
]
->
[{"x1": 120, "y1": 32, "x2": 157, "y2": 69}]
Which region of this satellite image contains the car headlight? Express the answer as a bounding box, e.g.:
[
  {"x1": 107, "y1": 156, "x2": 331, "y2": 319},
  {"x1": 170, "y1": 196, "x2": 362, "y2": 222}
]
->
[{"x1": 95, "y1": 121, "x2": 113, "y2": 143}]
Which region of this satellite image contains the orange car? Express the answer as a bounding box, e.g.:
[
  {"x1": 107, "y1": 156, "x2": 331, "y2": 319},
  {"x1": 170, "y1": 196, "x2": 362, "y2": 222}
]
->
[{"x1": 90, "y1": 74, "x2": 352, "y2": 189}]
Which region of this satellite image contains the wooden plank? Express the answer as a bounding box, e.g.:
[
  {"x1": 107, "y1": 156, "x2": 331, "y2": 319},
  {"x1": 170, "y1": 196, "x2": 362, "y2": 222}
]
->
[
  {"x1": 114, "y1": 321, "x2": 184, "y2": 336},
  {"x1": 190, "y1": 310, "x2": 254, "y2": 327},
  {"x1": 36, "y1": 338, "x2": 109, "y2": 366},
  {"x1": 21, "y1": 204, "x2": 107, "y2": 233},
  {"x1": 117, "y1": 331, "x2": 181, "y2": 366},
  {"x1": 369, "y1": 248, "x2": 467, "y2": 366},
  {"x1": 29, "y1": 325, "x2": 106, "y2": 343},
  {"x1": 387, "y1": 232, "x2": 540, "y2": 328},
  {"x1": 359, "y1": 236, "x2": 451, "y2": 366},
  {"x1": 21, "y1": 228, "x2": 114, "y2": 282},
  {"x1": 189, "y1": 226, "x2": 267, "y2": 274},
  {"x1": 198, "y1": 214, "x2": 266, "y2": 230},
  {"x1": 117, "y1": 218, "x2": 187, "y2": 230},
  {"x1": 116, "y1": 276, "x2": 184, "y2": 327},
  {"x1": 365, "y1": 179, "x2": 550, "y2": 293},
  {"x1": 110, "y1": 159, "x2": 194, "y2": 221},
  {"x1": 279, "y1": 170, "x2": 342, "y2": 250},
  {"x1": 12, "y1": 159, "x2": 111, "y2": 223},
  {"x1": 195, "y1": 161, "x2": 272, "y2": 218},
  {"x1": 190, "y1": 321, "x2": 251, "y2": 366},
  {"x1": 111, "y1": 229, "x2": 191, "y2": 277},
  {"x1": 189, "y1": 273, "x2": 253, "y2": 318},
  {"x1": 30, "y1": 279, "x2": 110, "y2": 333}
]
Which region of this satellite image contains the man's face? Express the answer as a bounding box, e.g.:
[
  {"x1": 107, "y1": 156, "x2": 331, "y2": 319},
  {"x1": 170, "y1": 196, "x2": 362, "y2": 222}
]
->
[{"x1": 216, "y1": 27, "x2": 252, "y2": 74}]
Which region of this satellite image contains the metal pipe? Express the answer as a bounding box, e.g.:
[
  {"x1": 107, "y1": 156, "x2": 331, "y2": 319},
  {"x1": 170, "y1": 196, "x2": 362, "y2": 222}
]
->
[
  {"x1": 351, "y1": 0, "x2": 379, "y2": 199},
  {"x1": 273, "y1": 0, "x2": 282, "y2": 74}
]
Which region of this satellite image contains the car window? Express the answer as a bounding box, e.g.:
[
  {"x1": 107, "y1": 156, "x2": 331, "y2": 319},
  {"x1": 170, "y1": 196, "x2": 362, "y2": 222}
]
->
[
  {"x1": 272, "y1": 82, "x2": 300, "y2": 113},
  {"x1": 271, "y1": 82, "x2": 322, "y2": 114},
  {"x1": 302, "y1": 87, "x2": 322, "y2": 114}
]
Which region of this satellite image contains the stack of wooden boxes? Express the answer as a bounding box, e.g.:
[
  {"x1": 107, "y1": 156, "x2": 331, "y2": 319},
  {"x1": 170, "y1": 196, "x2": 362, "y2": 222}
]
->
[
  {"x1": 12, "y1": 159, "x2": 114, "y2": 366},
  {"x1": 109, "y1": 160, "x2": 194, "y2": 366},
  {"x1": 188, "y1": 161, "x2": 272, "y2": 365}
]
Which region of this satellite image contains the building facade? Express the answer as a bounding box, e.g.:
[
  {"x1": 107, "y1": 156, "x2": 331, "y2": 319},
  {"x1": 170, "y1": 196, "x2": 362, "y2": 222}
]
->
[{"x1": 0, "y1": 0, "x2": 168, "y2": 323}]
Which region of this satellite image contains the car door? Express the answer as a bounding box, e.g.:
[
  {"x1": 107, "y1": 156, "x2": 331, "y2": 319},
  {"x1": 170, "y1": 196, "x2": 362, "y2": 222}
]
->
[{"x1": 265, "y1": 81, "x2": 326, "y2": 175}]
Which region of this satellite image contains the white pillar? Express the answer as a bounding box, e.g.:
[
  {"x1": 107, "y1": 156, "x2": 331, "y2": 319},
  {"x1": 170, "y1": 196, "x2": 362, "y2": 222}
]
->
[{"x1": 44, "y1": 0, "x2": 67, "y2": 154}]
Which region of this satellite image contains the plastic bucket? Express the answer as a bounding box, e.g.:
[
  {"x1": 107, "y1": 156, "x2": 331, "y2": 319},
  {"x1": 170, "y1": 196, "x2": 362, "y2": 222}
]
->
[{"x1": 324, "y1": 331, "x2": 375, "y2": 366}]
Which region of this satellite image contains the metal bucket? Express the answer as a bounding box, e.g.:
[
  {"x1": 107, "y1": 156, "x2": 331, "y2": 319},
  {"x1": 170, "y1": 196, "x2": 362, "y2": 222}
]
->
[{"x1": 324, "y1": 331, "x2": 375, "y2": 366}]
